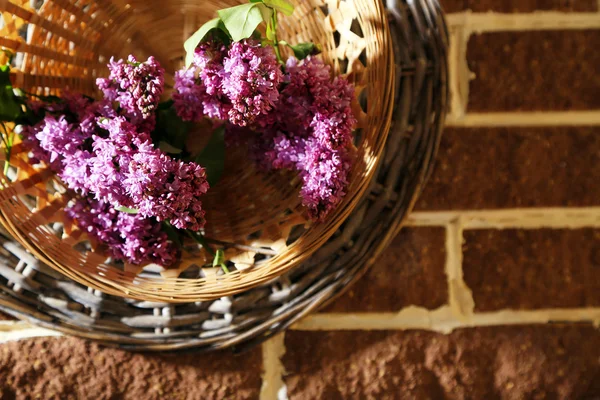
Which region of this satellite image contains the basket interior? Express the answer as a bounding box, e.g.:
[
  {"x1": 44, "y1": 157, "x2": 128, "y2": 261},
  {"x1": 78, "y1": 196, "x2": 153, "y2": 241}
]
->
[{"x1": 0, "y1": 0, "x2": 394, "y2": 301}]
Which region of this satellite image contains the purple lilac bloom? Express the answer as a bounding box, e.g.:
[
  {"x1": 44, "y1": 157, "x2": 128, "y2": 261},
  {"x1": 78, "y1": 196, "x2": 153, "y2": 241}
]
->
[
  {"x1": 280, "y1": 57, "x2": 356, "y2": 150},
  {"x1": 86, "y1": 116, "x2": 210, "y2": 231},
  {"x1": 22, "y1": 96, "x2": 210, "y2": 232},
  {"x1": 96, "y1": 55, "x2": 164, "y2": 131},
  {"x1": 299, "y1": 138, "x2": 351, "y2": 221},
  {"x1": 222, "y1": 39, "x2": 283, "y2": 127},
  {"x1": 121, "y1": 140, "x2": 210, "y2": 231},
  {"x1": 241, "y1": 56, "x2": 356, "y2": 220},
  {"x1": 21, "y1": 92, "x2": 99, "y2": 172},
  {"x1": 173, "y1": 42, "x2": 230, "y2": 121},
  {"x1": 66, "y1": 197, "x2": 178, "y2": 266},
  {"x1": 173, "y1": 67, "x2": 207, "y2": 122}
]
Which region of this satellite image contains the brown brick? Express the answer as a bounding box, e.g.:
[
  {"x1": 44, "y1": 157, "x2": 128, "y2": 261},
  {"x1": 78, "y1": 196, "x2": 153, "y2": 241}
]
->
[
  {"x1": 321, "y1": 228, "x2": 447, "y2": 312},
  {"x1": 463, "y1": 229, "x2": 600, "y2": 311},
  {"x1": 417, "y1": 127, "x2": 600, "y2": 210},
  {"x1": 467, "y1": 31, "x2": 600, "y2": 112},
  {"x1": 0, "y1": 337, "x2": 262, "y2": 400},
  {"x1": 284, "y1": 325, "x2": 600, "y2": 399},
  {"x1": 441, "y1": 0, "x2": 597, "y2": 12}
]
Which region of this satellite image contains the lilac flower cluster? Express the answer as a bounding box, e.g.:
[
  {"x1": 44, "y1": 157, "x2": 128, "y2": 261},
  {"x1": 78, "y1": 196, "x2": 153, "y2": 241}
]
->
[
  {"x1": 66, "y1": 197, "x2": 178, "y2": 266},
  {"x1": 21, "y1": 57, "x2": 209, "y2": 266},
  {"x1": 96, "y1": 55, "x2": 164, "y2": 131},
  {"x1": 174, "y1": 39, "x2": 283, "y2": 127},
  {"x1": 225, "y1": 56, "x2": 356, "y2": 220},
  {"x1": 23, "y1": 97, "x2": 209, "y2": 232},
  {"x1": 176, "y1": 43, "x2": 356, "y2": 220}
]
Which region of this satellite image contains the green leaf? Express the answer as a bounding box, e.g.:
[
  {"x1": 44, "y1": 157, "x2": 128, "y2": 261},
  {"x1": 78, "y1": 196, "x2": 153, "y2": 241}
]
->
[
  {"x1": 212, "y1": 249, "x2": 225, "y2": 267},
  {"x1": 218, "y1": 3, "x2": 269, "y2": 42},
  {"x1": 286, "y1": 42, "x2": 320, "y2": 60},
  {"x1": 115, "y1": 206, "x2": 139, "y2": 214},
  {"x1": 194, "y1": 125, "x2": 225, "y2": 187},
  {"x1": 263, "y1": 0, "x2": 294, "y2": 16},
  {"x1": 250, "y1": 0, "x2": 294, "y2": 16},
  {"x1": 158, "y1": 99, "x2": 174, "y2": 110},
  {"x1": 153, "y1": 106, "x2": 191, "y2": 151},
  {"x1": 184, "y1": 18, "x2": 231, "y2": 68},
  {"x1": 0, "y1": 65, "x2": 21, "y2": 122},
  {"x1": 212, "y1": 249, "x2": 229, "y2": 273},
  {"x1": 158, "y1": 141, "x2": 183, "y2": 154},
  {"x1": 161, "y1": 221, "x2": 182, "y2": 248}
]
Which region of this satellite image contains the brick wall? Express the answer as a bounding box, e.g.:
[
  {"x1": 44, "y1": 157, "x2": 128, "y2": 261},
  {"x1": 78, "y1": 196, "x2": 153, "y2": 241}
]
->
[{"x1": 1, "y1": 2, "x2": 600, "y2": 399}]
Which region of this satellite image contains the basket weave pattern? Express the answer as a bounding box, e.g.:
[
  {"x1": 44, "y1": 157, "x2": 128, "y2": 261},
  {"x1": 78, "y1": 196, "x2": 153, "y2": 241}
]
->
[
  {"x1": 0, "y1": 0, "x2": 395, "y2": 301},
  {"x1": 0, "y1": 0, "x2": 448, "y2": 351}
]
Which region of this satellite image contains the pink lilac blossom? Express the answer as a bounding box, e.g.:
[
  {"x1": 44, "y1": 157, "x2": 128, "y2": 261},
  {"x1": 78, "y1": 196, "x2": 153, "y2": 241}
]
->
[
  {"x1": 22, "y1": 97, "x2": 210, "y2": 232},
  {"x1": 173, "y1": 42, "x2": 230, "y2": 121},
  {"x1": 299, "y1": 138, "x2": 351, "y2": 221},
  {"x1": 21, "y1": 92, "x2": 100, "y2": 172},
  {"x1": 87, "y1": 116, "x2": 210, "y2": 231},
  {"x1": 173, "y1": 40, "x2": 282, "y2": 127},
  {"x1": 280, "y1": 57, "x2": 355, "y2": 150},
  {"x1": 66, "y1": 197, "x2": 177, "y2": 266},
  {"x1": 230, "y1": 56, "x2": 356, "y2": 221},
  {"x1": 96, "y1": 55, "x2": 164, "y2": 131},
  {"x1": 120, "y1": 137, "x2": 210, "y2": 231},
  {"x1": 222, "y1": 39, "x2": 283, "y2": 126}
]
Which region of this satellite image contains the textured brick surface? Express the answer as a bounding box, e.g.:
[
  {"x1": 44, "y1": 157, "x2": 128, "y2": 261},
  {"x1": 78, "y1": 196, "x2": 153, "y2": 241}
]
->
[
  {"x1": 441, "y1": 0, "x2": 597, "y2": 12},
  {"x1": 463, "y1": 229, "x2": 600, "y2": 311},
  {"x1": 417, "y1": 127, "x2": 600, "y2": 210},
  {"x1": 0, "y1": 337, "x2": 262, "y2": 400},
  {"x1": 283, "y1": 326, "x2": 600, "y2": 399},
  {"x1": 467, "y1": 31, "x2": 600, "y2": 112},
  {"x1": 322, "y1": 228, "x2": 447, "y2": 312}
]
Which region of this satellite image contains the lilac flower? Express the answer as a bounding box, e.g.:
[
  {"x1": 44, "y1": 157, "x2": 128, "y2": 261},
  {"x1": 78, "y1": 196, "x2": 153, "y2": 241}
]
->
[
  {"x1": 173, "y1": 42, "x2": 230, "y2": 121},
  {"x1": 237, "y1": 56, "x2": 356, "y2": 220},
  {"x1": 280, "y1": 57, "x2": 356, "y2": 150},
  {"x1": 222, "y1": 40, "x2": 283, "y2": 126},
  {"x1": 23, "y1": 99, "x2": 210, "y2": 232},
  {"x1": 21, "y1": 92, "x2": 99, "y2": 172},
  {"x1": 299, "y1": 139, "x2": 351, "y2": 221},
  {"x1": 84, "y1": 116, "x2": 210, "y2": 231},
  {"x1": 96, "y1": 55, "x2": 164, "y2": 130},
  {"x1": 174, "y1": 40, "x2": 282, "y2": 126},
  {"x1": 143, "y1": 159, "x2": 209, "y2": 231},
  {"x1": 66, "y1": 197, "x2": 178, "y2": 266},
  {"x1": 121, "y1": 141, "x2": 210, "y2": 231},
  {"x1": 173, "y1": 67, "x2": 207, "y2": 122}
]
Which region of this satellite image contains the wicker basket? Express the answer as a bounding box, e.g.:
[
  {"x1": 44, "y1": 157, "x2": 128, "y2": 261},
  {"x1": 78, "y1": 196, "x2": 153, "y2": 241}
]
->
[
  {"x1": 0, "y1": 0, "x2": 395, "y2": 301},
  {"x1": 0, "y1": 0, "x2": 448, "y2": 351}
]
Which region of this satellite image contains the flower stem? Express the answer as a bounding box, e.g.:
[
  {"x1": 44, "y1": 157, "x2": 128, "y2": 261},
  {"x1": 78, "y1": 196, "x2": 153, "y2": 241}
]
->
[
  {"x1": 270, "y1": 12, "x2": 284, "y2": 63},
  {"x1": 187, "y1": 231, "x2": 215, "y2": 256}
]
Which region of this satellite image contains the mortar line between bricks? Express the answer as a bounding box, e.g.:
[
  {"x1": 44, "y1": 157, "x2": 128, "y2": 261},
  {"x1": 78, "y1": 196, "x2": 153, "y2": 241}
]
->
[
  {"x1": 446, "y1": 12, "x2": 600, "y2": 32},
  {"x1": 260, "y1": 334, "x2": 287, "y2": 400},
  {"x1": 446, "y1": 220, "x2": 475, "y2": 320},
  {"x1": 447, "y1": 25, "x2": 470, "y2": 121},
  {"x1": 291, "y1": 307, "x2": 600, "y2": 332},
  {"x1": 446, "y1": 111, "x2": 600, "y2": 127},
  {"x1": 405, "y1": 208, "x2": 600, "y2": 228}
]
